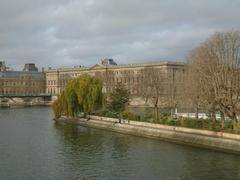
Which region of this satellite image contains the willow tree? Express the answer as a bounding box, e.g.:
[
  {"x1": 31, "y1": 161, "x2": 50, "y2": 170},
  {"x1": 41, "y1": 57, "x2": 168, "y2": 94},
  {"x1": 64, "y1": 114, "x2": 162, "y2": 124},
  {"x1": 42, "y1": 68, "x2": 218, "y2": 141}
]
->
[
  {"x1": 52, "y1": 74, "x2": 104, "y2": 119},
  {"x1": 52, "y1": 96, "x2": 62, "y2": 119},
  {"x1": 75, "y1": 75, "x2": 104, "y2": 115},
  {"x1": 65, "y1": 79, "x2": 81, "y2": 118},
  {"x1": 52, "y1": 91, "x2": 68, "y2": 119}
]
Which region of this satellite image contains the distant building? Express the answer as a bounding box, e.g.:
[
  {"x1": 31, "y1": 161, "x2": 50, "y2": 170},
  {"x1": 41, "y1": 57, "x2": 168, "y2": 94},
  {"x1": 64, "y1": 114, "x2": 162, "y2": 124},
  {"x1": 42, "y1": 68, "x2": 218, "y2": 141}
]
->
[
  {"x1": 0, "y1": 63, "x2": 45, "y2": 95},
  {"x1": 46, "y1": 59, "x2": 186, "y2": 100},
  {"x1": 0, "y1": 59, "x2": 187, "y2": 109},
  {"x1": 0, "y1": 61, "x2": 9, "y2": 72},
  {"x1": 101, "y1": 58, "x2": 117, "y2": 66},
  {"x1": 23, "y1": 63, "x2": 38, "y2": 72}
]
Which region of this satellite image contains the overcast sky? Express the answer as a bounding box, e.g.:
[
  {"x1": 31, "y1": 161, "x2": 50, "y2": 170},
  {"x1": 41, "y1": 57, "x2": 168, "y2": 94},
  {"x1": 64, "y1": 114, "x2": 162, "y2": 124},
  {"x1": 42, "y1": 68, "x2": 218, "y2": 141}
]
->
[{"x1": 0, "y1": 0, "x2": 240, "y2": 70}]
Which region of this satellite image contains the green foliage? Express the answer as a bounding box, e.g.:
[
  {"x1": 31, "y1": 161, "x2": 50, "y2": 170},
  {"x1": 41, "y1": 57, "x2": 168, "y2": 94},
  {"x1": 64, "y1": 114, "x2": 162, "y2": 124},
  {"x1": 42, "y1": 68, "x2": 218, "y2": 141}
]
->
[
  {"x1": 93, "y1": 107, "x2": 240, "y2": 135},
  {"x1": 52, "y1": 96, "x2": 62, "y2": 119},
  {"x1": 94, "y1": 109, "x2": 119, "y2": 118},
  {"x1": 122, "y1": 111, "x2": 129, "y2": 119},
  {"x1": 122, "y1": 111, "x2": 141, "y2": 122},
  {"x1": 180, "y1": 118, "x2": 196, "y2": 128},
  {"x1": 74, "y1": 75, "x2": 103, "y2": 114},
  {"x1": 65, "y1": 80, "x2": 81, "y2": 117},
  {"x1": 158, "y1": 113, "x2": 170, "y2": 124},
  {"x1": 104, "y1": 111, "x2": 119, "y2": 118},
  {"x1": 52, "y1": 91, "x2": 68, "y2": 119},
  {"x1": 165, "y1": 119, "x2": 176, "y2": 126},
  {"x1": 233, "y1": 122, "x2": 240, "y2": 134},
  {"x1": 107, "y1": 84, "x2": 130, "y2": 114},
  {"x1": 52, "y1": 74, "x2": 104, "y2": 119}
]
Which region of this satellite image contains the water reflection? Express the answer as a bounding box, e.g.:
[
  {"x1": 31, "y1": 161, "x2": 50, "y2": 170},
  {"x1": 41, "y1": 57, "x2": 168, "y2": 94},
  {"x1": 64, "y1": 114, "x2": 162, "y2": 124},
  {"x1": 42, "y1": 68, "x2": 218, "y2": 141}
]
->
[
  {"x1": 112, "y1": 136, "x2": 130, "y2": 158},
  {"x1": 179, "y1": 146, "x2": 240, "y2": 179},
  {"x1": 54, "y1": 121, "x2": 240, "y2": 180},
  {"x1": 54, "y1": 122, "x2": 104, "y2": 153},
  {"x1": 1, "y1": 107, "x2": 240, "y2": 180}
]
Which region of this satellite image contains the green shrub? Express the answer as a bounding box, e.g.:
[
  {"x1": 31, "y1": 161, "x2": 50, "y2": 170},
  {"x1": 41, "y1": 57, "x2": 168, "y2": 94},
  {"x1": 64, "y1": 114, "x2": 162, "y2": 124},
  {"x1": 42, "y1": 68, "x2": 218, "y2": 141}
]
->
[
  {"x1": 158, "y1": 118, "x2": 167, "y2": 124},
  {"x1": 212, "y1": 122, "x2": 222, "y2": 132},
  {"x1": 181, "y1": 118, "x2": 196, "y2": 128},
  {"x1": 156, "y1": 113, "x2": 170, "y2": 123},
  {"x1": 103, "y1": 111, "x2": 118, "y2": 118},
  {"x1": 135, "y1": 115, "x2": 141, "y2": 121},
  {"x1": 233, "y1": 122, "x2": 240, "y2": 134},
  {"x1": 195, "y1": 119, "x2": 204, "y2": 129},
  {"x1": 122, "y1": 111, "x2": 129, "y2": 119},
  {"x1": 165, "y1": 119, "x2": 176, "y2": 126},
  {"x1": 121, "y1": 111, "x2": 141, "y2": 121},
  {"x1": 159, "y1": 112, "x2": 171, "y2": 119},
  {"x1": 174, "y1": 119, "x2": 182, "y2": 126},
  {"x1": 202, "y1": 119, "x2": 212, "y2": 130},
  {"x1": 96, "y1": 110, "x2": 240, "y2": 135}
]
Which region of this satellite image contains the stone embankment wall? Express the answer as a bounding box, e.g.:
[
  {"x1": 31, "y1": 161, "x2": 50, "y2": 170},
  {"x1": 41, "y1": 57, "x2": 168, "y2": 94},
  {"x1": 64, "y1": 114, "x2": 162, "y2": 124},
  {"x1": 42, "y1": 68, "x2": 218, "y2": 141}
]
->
[{"x1": 59, "y1": 115, "x2": 240, "y2": 154}]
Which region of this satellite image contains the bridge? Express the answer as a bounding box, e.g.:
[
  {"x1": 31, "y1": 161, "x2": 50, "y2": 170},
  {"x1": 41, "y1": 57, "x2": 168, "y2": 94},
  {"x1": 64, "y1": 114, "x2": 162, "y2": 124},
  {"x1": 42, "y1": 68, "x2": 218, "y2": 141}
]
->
[
  {"x1": 0, "y1": 94, "x2": 52, "y2": 107},
  {"x1": 0, "y1": 94, "x2": 52, "y2": 98}
]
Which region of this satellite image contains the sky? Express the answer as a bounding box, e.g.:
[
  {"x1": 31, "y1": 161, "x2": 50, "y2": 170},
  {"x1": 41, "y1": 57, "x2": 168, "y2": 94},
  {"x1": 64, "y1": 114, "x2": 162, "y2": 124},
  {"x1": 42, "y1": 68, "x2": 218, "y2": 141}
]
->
[{"x1": 0, "y1": 0, "x2": 240, "y2": 70}]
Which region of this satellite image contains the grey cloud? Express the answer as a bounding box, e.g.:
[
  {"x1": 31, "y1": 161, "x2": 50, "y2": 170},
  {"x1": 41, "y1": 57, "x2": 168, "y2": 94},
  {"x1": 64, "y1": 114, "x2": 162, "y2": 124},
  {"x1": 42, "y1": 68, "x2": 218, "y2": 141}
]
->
[{"x1": 0, "y1": 0, "x2": 240, "y2": 70}]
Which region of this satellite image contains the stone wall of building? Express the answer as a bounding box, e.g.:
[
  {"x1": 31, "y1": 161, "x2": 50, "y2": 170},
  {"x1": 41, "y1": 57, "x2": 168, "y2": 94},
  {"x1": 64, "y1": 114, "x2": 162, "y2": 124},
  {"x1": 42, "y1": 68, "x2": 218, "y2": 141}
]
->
[
  {"x1": 46, "y1": 59, "x2": 187, "y2": 109},
  {"x1": 46, "y1": 59, "x2": 186, "y2": 94},
  {"x1": 0, "y1": 63, "x2": 46, "y2": 96},
  {"x1": 0, "y1": 59, "x2": 187, "y2": 110}
]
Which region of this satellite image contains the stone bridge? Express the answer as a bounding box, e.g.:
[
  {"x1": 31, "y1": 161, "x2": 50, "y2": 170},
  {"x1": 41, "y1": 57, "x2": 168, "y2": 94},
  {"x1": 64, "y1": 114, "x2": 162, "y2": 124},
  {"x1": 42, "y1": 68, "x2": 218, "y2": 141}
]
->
[{"x1": 0, "y1": 94, "x2": 52, "y2": 107}]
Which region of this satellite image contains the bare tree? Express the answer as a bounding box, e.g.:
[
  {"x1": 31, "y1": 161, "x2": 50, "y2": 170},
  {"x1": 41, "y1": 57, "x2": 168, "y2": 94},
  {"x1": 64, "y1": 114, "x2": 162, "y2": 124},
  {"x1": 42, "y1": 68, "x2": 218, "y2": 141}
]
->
[
  {"x1": 139, "y1": 67, "x2": 166, "y2": 119},
  {"x1": 187, "y1": 31, "x2": 240, "y2": 129},
  {"x1": 168, "y1": 67, "x2": 185, "y2": 117}
]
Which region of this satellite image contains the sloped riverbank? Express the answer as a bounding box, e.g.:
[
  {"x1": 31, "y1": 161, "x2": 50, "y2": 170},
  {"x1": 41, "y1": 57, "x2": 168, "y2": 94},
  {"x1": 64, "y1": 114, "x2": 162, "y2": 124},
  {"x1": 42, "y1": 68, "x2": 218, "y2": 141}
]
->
[{"x1": 57, "y1": 115, "x2": 240, "y2": 154}]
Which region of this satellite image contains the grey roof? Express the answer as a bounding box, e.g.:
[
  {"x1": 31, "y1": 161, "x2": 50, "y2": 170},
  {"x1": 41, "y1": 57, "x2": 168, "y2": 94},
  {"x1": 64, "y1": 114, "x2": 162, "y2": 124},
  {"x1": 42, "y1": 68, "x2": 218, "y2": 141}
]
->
[{"x1": 0, "y1": 71, "x2": 45, "y2": 79}]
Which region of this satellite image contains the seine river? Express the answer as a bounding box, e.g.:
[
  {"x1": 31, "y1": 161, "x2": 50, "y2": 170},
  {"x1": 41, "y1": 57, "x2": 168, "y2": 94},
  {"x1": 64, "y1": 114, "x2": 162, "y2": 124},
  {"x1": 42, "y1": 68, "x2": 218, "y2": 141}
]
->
[{"x1": 0, "y1": 107, "x2": 240, "y2": 180}]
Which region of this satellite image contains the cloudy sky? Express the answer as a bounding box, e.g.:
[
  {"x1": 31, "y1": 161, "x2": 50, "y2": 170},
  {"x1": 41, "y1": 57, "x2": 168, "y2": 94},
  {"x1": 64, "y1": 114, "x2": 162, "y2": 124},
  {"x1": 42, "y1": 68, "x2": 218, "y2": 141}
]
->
[{"x1": 0, "y1": 0, "x2": 240, "y2": 70}]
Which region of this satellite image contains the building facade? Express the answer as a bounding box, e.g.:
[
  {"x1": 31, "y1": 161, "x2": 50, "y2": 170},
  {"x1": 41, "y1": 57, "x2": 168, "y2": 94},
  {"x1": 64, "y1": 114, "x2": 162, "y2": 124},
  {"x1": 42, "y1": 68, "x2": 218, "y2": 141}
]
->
[
  {"x1": 46, "y1": 59, "x2": 186, "y2": 101},
  {"x1": 0, "y1": 62, "x2": 46, "y2": 95},
  {"x1": 0, "y1": 59, "x2": 186, "y2": 108}
]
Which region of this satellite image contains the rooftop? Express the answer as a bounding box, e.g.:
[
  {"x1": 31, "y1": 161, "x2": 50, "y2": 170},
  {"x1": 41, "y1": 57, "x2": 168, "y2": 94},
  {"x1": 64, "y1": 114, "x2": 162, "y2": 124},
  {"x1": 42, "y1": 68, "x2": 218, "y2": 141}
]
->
[{"x1": 47, "y1": 60, "x2": 186, "y2": 72}]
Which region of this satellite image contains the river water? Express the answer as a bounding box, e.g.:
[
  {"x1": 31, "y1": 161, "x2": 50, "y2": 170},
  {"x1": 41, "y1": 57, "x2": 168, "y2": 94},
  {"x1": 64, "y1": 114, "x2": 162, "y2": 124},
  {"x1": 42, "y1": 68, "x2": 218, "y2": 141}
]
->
[{"x1": 0, "y1": 107, "x2": 240, "y2": 180}]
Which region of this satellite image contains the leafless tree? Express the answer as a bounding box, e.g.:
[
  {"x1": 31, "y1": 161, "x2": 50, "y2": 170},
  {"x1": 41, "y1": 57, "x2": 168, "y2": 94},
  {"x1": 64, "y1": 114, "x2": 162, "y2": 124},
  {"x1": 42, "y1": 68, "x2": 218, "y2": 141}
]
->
[
  {"x1": 138, "y1": 67, "x2": 166, "y2": 119},
  {"x1": 187, "y1": 31, "x2": 240, "y2": 128},
  {"x1": 167, "y1": 67, "x2": 186, "y2": 117}
]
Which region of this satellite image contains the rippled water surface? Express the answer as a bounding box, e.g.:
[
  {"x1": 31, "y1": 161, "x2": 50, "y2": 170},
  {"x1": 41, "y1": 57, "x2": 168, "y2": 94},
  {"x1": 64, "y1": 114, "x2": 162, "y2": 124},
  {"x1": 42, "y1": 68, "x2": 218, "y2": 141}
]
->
[{"x1": 0, "y1": 107, "x2": 240, "y2": 180}]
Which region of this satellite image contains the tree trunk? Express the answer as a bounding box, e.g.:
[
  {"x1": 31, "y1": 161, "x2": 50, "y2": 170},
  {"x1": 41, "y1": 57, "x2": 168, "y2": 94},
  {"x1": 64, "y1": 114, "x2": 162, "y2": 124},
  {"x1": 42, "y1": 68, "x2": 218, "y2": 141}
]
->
[
  {"x1": 195, "y1": 106, "x2": 199, "y2": 119},
  {"x1": 118, "y1": 112, "x2": 122, "y2": 123},
  {"x1": 174, "y1": 103, "x2": 178, "y2": 118},
  {"x1": 220, "y1": 111, "x2": 225, "y2": 129},
  {"x1": 208, "y1": 110, "x2": 216, "y2": 129},
  {"x1": 154, "y1": 98, "x2": 159, "y2": 120},
  {"x1": 155, "y1": 105, "x2": 159, "y2": 120},
  {"x1": 232, "y1": 113, "x2": 238, "y2": 131}
]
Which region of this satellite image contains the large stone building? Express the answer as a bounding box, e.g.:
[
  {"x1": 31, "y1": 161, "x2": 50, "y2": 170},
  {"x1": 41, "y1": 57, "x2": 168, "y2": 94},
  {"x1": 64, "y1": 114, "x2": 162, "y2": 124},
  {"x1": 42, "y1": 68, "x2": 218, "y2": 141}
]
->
[
  {"x1": 46, "y1": 59, "x2": 186, "y2": 108},
  {"x1": 0, "y1": 59, "x2": 186, "y2": 108},
  {"x1": 0, "y1": 62, "x2": 46, "y2": 95}
]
